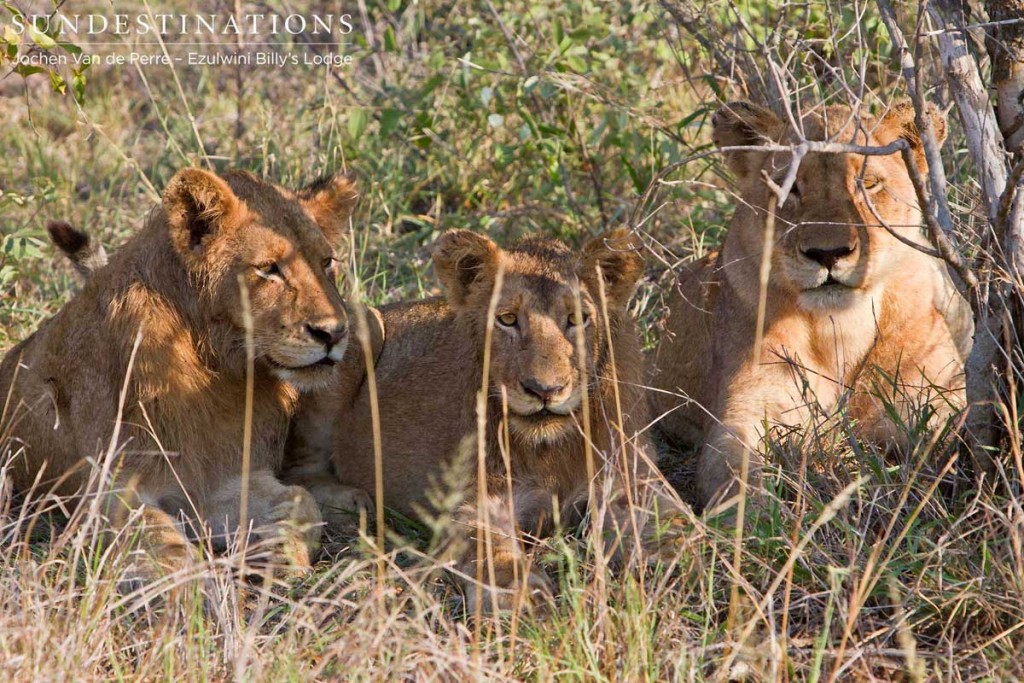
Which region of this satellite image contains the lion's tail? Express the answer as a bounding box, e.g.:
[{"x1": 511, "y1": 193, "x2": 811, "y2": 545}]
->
[{"x1": 46, "y1": 221, "x2": 108, "y2": 279}]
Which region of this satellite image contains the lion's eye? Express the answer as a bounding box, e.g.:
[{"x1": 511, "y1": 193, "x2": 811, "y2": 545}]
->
[
  {"x1": 862, "y1": 177, "x2": 883, "y2": 192},
  {"x1": 256, "y1": 262, "x2": 282, "y2": 279},
  {"x1": 567, "y1": 311, "x2": 589, "y2": 327},
  {"x1": 497, "y1": 312, "x2": 518, "y2": 328},
  {"x1": 323, "y1": 257, "x2": 337, "y2": 273}
]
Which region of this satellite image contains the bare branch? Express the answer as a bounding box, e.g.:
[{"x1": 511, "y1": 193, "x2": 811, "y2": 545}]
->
[
  {"x1": 877, "y1": 0, "x2": 957, "y2": 236},
  {"x1": 659, "y1": 0, "x2": 784, "y2": 107},
  {"x1": 629, "y1": 139, "x2": 909, "y2": 230},
  {"x1": 929, "y1": 1, "x2": 1010, "y2": 227},
  {"x1": 860, "y1": 184, "x2": 943, "y2": 260},
  {"x1": 897, "y1": 144, "x2": 980, "y2": 292},
  {"x1": 770, "y1": 144, "x2": 806, "y2": 208}
]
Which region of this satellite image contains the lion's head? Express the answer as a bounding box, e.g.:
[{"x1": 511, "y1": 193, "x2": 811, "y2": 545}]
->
[
  {"x1": 162, "y1": 168, "x2": 358, "y2": 389},
  {"x1": 432, "y1": 228, "x2": 644, "y2": 444},
  {"x1": 712, "y1": 101, "x2": 947, "y2": 311}
]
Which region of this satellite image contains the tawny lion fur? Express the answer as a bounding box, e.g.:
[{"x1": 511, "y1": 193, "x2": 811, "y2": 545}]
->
[
  {"x1": 0, "y1": 167, "x2": 364, "y2": 577},
  {"x1": 650, "y1": 101, "x2": 974, "y2": 509},
  {"x1": 297, "y1": 228, "x2": 681, "y2": 611}
]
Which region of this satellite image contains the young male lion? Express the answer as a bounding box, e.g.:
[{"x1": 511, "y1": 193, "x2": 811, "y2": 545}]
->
[
  {"x1": 0, "y1": 168, "x2": 365, "y2": 578},
  {"x1": 315, "y1": 228, "x2": 680, "y2": 611},
  {"x1": 649, "y1": 101, "x2": 973, "y2": 510}
]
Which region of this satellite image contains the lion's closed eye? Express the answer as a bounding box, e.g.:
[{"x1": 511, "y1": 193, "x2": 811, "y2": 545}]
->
[{"x1": 256, "y1": 261, "x2": 283, "y2": 280}]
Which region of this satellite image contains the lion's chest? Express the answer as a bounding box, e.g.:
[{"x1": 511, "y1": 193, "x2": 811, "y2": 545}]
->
[
  {"x1": 797, "y1": 284, "x2": 947, "y2": 423},
  {"x1": 490, "y1": 430, "x2": 588, "y2": 502}
]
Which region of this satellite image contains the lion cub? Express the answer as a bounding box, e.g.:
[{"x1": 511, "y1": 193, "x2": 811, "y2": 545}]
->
[
  {"x1": 650, "y1": 101, "x2": 973, "y2": 510},
  {"x1": 0, "y1": 168, "x2": 365, "y2": 578},
  {"x1": 310, "y1": 229, "x2": 680, "y2": 611}
]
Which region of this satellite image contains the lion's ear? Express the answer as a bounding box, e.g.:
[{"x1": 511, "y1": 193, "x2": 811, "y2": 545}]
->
[
  {"x1": 711, "y1": 101, "x2": 784, "y2": 181},
  {"x1": 879, "y1": 100, "x2": 947, "y2": 173},
  {"x1": 582, "y1": 228, "x2": 645, "y2": 309},
  {"x1": 432, "y1": 230, "x2": 500, "y2": 307},
  {"x1": 298, "y1": 174, "x2": 359, "y2": 245},
  {"x1": 164, "y1": 168, "x2": 242, "y2": 261}
]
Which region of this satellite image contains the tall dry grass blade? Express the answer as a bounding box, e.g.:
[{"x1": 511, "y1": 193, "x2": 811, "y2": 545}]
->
[
  {"x1": 0, "y1": 349, "x2": 24, "y2": 433},
  {"x1": 474, "y1": 263, "x2": 506, "y2": 628},
  {"x1": 93, "y1": 326, "x2": 145, "y2": 519},
  {"x1": 236, "y1": 274, "x2": 255, "y2": 568},
  {"x1": 352, "y1": 299, "x2": 385, "y2": 581},
  {"x1": 753, "y1": 191, "x2": 778, "y2": 365},
  {"x1": 727, "y1": 185, "x2": 782, "y2": 645},
  {"x1": 594, "y1": 266, "x2": 642, "y2": 563},
  {"x1": 141, "y1": 0, "x2": 211, "y2": 167},
  {"x1": 889, "y1": 578, "x2": 926, "y2": 683},
  {"x1": 573, "y1": 292, "x2": 596, "y2": 507},
  {"x1": 719, "y1": 476, "x2": 865, "y2": 680},
  {"x1": 724, "y1": 424, "x2": 751, "y2": 643},
  {"x1": 593, "y1": 263, "x2": 649, "y2": 672},
  {"x1": 499, "y1": 385, "x2": 524, "y2": 643},
  {"x1": 829, "y1": 453, "x2": 958, "y2": 682},
  {"x1": 65, "y1": 326, "x2": 144, "y2": 611},
  {"x1": 573, "y1": 287, "x2": 607, "y2": 617}
]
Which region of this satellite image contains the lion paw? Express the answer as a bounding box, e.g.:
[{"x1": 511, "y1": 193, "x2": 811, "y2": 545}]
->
[
  {"x1": 462, "y1": 565, "x2": 554, "y2": 616},
  {"x1": 315, "y1": 483, "x2": 372, "y2": 534},
  {"x1": 245, "y1": 484, "x2": 323, "y2": 577}
]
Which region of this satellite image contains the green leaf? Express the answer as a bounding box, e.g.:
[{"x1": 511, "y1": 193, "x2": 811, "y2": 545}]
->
[
  {"x1": 379, "y1": 108, "x2": 400, "y2": 137},
  {"x1": 28, "y1": 24, "x2": 56, "y2": 49},
  {"x1": 2, "y1": 24, "x2": 19, "y2": 45},
  {"x1": 58, "y1": 41, "x2": 81, "y2": 56},
  {"x1": 347, "y1": 107, "x2": 368, "y2": 139},
  {"x1": 386, "y1": 0, "x2": 402, "y2": 10},
  {"x1": 48, "y1": 70, "x2": 66, "y2": 94},
  {"x1": 14, "y1": 63, "x2": 44, "y2": 78},
  {"x1": 383, "y1": 25, "x2": 398, "y2": 53},
  {"x1": 495, "y1": 144, "x2": 516, "y2": 166},
  {"x1": 72, "y1": 68, "x2": 86, "y2": 104}
]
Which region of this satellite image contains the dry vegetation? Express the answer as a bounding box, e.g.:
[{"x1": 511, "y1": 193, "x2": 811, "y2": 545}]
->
[{"x1": 1, "y1": 1, "x2": 1023, "y2": 680}]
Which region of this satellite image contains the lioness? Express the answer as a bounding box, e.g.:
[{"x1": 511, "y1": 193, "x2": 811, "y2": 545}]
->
[
  {"x1": 650, "y1": 101, "x2": 973, "y2": 510},
  {"x1": 0, "y1": 168, "x2": 366, "y2": 577},
  {"x1": 319, "y1": 229, "x2": 679, "y2": 610}
]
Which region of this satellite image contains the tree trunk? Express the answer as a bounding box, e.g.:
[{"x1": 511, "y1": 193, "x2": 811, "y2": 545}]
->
[
  {"x1": 985, "y1": 0, "x2": 1024, "y2": 462},
  {"x1": 986, "y1": 1, "x2": 1024, "y2": 155}
]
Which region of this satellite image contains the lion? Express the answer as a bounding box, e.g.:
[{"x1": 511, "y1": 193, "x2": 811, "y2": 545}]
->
[
  {"x1": 649, "y1": 101, "x2": 974, "y2": 510},
  {"x1": 308, "y1": 228, "x2": 682, "y2": 611},
  {"x1": 0, "y1": 167, "x2": 367, "y2": 579}
]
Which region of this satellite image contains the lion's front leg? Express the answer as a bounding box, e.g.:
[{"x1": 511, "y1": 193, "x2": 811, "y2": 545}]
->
[
  {"x1": 577, "y1": 439, "x2": 694, "y2": 569},
  {"x1": 453, "y1": 485, "x2": 555, "y2": 615},
  {"x1": 201, "y1": 471, "x2": 323, "y2": 575},
  {"x1": 281, "y1": 436, "x2": 371, "y2": 536},
  {"x1": 698, "y1": 354, "x2": 830, "y2": 512},
  {"x1": 111, "y1": 503, "x2": 196, "y2": 592}
]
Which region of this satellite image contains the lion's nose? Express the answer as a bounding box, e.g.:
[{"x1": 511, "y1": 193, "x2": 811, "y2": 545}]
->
[
  {"x1": 521, "y1": 378, "x2": 567, "y2": 403},
  {"x1": 305, "y1": 321, "x2": 347, "y2": 348},
  {"x1": 801, "y1": 244, "x2": 856, "y2": 270}
]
